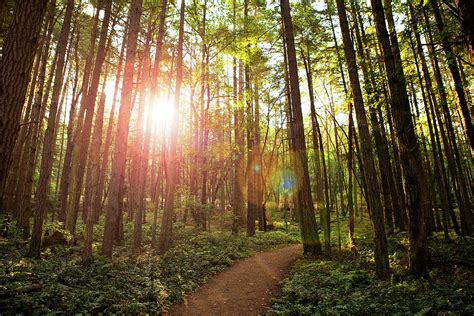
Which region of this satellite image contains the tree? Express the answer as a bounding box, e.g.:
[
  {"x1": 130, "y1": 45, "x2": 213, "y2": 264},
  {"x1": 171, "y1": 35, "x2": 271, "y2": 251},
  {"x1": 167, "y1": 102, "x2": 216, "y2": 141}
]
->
[
  {"x1": 158, "y1": 0, "x2": 186, "y2": 254},
  {"x1": 370, "y1": 0, "x2": 431, "y2": 277},
  {"x1": 430, "y1": 0, "x2": 474, "y2": 159},
  {"x1": 67, "y1": 0, "x2": 113, "y2": 235},
  {"x1": 0, "y1": 0, "x2": 48, "y2": 212},
  {"x1": 335, "y1": 0, "x2": 389, "y2": 278},
  {"x1": 280, "y1": 0, "x2": 322, "y2": 256},
  {"x1": 453, "y1": 0, "x2": 474, "y2": 75},
  {"x1": 29, "y1": 0, "x2": 75, "y2": 258},
  {"x1": 102, "y1": 0, "x2": 143, "y2": 259}
]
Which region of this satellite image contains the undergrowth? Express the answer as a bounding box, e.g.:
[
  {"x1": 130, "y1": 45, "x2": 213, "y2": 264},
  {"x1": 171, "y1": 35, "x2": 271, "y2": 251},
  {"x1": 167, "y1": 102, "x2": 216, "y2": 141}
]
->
[
  {"x1": 270, "y1": 231, "x2": 474, "y2": 315},
  {"x1": 0, "y1": 223, "x2": 297, "y2": 314}
]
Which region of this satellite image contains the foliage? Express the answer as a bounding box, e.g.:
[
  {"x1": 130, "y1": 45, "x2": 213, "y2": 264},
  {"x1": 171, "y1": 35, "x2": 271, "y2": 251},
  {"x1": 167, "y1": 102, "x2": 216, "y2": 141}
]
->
[
  {"x1": 0, "y1": 222, "x2": 297, "y2": 314},
  {"x1": 270, "y1": 233, "x2": 474, "y2": 315}
]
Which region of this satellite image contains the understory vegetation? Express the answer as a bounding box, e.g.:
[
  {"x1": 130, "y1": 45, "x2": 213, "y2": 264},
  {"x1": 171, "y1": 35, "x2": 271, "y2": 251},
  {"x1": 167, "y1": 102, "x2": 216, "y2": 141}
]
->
[
  {"x1": 0, "y1": 217, "x2": 297, "y2": 314},
  {"x1": 271, "y1": 226, "x2": 474, "y2": 315}
]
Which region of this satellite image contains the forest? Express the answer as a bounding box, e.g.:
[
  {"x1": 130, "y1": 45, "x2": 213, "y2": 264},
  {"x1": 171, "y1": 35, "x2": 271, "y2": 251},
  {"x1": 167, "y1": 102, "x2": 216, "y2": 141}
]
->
[{"x1": 0, "y1": 0, "x2": 473, "y2": 314}]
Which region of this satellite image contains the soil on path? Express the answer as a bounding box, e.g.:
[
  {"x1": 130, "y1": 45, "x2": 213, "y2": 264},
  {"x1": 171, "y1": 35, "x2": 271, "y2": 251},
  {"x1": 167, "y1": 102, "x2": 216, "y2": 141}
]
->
[{"x1": 168, "y1": 244, "x2": 303, "y2": 316}]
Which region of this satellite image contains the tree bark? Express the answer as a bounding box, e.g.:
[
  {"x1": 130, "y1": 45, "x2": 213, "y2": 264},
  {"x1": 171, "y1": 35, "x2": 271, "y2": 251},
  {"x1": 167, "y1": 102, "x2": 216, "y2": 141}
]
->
[
  {"x1": 370, "y1": 0, "x2": 431, "y2": 277},
  {"x1": 102, "y1": 0, "x2": 143, "y2": 259},
  {"x1": 281, "y1": 0, "x2": 322, "y2": 256},
  {"x1": 132, "y1": 22, "x2": 153, "y2": 252},
  {"x1": 431, "y1": 0, "x2": 474, "y2": 157},
  {"x1": 66, "y1": 0, "x2": 113, "y2": 234},
  {"x1": 158, "y1": 0, "x2": 185, "y2": 254},
  {"x1": 454, "y1": 0, "x2": 474, "y2": 75},
  {"x1": 423, "y1": 7, "x2": 472, "y2": 235},
  {"x1": 28, "y1": 0, "x2": 75, "y2": 257},
  {"x1": 12, "y1": 5, "x2": 56, "y2": 237},
  {"x1": 0, "y1": 0, "x2": 48, "y2": 212},
  {"x1": 409, "y1": 4, "x2": 453, "y2": 238},
  {"x1": 59, "y1": 5, "x2": 101, "y2": 223},
  {"x1": 336, "y1": 0, "x2": 389, "y2": 278}
]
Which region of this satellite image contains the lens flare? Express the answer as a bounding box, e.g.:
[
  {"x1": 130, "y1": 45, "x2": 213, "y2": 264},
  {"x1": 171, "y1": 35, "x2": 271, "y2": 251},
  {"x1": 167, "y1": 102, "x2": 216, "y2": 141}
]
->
[
  {"x1": 149, "y1": 96, "x2": 174, "y2": 129},
  {"x1": 270, "y1": 168, "x2": 298, "y2": 197}
]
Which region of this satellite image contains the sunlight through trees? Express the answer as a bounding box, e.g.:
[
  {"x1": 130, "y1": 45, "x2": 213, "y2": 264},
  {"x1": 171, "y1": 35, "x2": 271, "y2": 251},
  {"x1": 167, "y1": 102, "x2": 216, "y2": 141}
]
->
[{"x1": 0, "y1": 0, "x2": 473, "y2": 312}]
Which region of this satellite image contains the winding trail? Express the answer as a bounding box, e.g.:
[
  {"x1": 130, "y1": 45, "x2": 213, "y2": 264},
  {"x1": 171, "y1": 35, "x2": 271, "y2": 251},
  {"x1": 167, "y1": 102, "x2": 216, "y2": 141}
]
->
[{"x1": 168, "y1": 244, "x2": 303, "y2": 316}]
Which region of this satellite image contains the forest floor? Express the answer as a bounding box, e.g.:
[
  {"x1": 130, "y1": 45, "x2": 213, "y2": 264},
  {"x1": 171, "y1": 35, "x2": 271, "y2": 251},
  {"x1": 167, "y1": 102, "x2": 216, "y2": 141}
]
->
[
  {"x1": 2, "y1": 215, "x2": 473, "y2": 314},
  {"x1": 168, "y1": 244, "x2": 303, "y2": 316},
  {"x1": 0, "y1": 218, "x2": 300, "y2": 314},
  {"x1": 271, "y1": 231, "x2": 474, "y2": 315}
]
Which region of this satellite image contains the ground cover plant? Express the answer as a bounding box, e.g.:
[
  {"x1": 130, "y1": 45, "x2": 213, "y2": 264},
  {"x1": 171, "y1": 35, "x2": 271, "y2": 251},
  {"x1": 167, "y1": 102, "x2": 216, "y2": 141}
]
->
[
  {"x1": 271, "y1": 225, "x2": 474, "y2": 315},
  {"x1": 0, "y1": 219, "x2": 297, "y2": 314}
]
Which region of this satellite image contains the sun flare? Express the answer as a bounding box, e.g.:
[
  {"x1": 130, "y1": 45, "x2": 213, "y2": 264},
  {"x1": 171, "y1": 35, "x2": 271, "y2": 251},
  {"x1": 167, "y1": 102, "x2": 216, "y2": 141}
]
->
[{"x1": 148, "y1": 96, "x2": 175, "y2": 129}]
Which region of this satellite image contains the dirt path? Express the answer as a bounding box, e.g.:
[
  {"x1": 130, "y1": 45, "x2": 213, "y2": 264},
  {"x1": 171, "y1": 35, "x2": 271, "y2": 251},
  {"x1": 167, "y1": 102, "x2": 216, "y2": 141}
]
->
[{"x1": 168, "y1": 244, "x2": 303, "y2": 316}]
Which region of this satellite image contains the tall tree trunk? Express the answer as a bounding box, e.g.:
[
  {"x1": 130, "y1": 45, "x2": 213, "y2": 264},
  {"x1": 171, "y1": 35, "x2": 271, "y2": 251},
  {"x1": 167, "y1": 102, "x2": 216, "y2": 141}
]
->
[
  {"x1": 132, "y1": 23, "x2": 153, "y2": 252},
  {"x1": 347, "y1": 103, "x2": 355, "y2": 246},
  {"x1": 431, "y1": 0, "x2": 474, "y2": 155},
  {"x1": 254, "y1": 80, "x2": 265, "y2": 232},
  {"x1": 96, "y1": 24, "x2": 127, "y2": 223},
  {"x1": 336, "y1": 0, "x2": 389, "y2": 278},
  {"x1": 59, "y1": 6, "x2": 100, "y2": 223},
  {"x1": 82, "y1": 84, "x2": 107, "y2": 261},
  {"x1": 423, "y1": 7, "x2": 472, "y2": 235},
  {"x1": 28, "y1": 0, "x2": 75, "y2": 257},
  {"x1": 370, "y1": 0, "x2": 431, "y2": 277},
  {"x1": 354, "y1": 0, "x2": 405, "y2": 231},
  {"x1": 244, "y1": 0, "x2": 257, "y2": 237},
  {"x1": 0, "y1": 0, "x2": 48, "y2": 212},
  {"x1": 158, "y1": 0, "x2": 185, "y2": 254},
  {"x1": 102, "y1": 0, "x2": 143, "y2": 259},
  {"x1": 13, "y1": 5, "x2": 56, "y2": 236},
  {"x1": 66, "y1": 0, "x2": 113, "y2": 234},
  {"x1": 232, "y1": 54, "x2": 245, "y2": 233},
  {"x1": 409, "y1": 4, "x2": 452, "y2": 238},
  {"x1": 4, "y1": 27, "x2": 44, "y2": 215},
  {"x1": 232, "y1": 83, "x2": 244, "y2": 232},
  {"x1": 281, "y1": 0, "x2": 322, "y2": 256},
  {"x1": 301, "y1": 48, "x2": 324, "y2": 245},
  {"x1": 351, "y1": 0, "x2": 396, "y2": 233},
  {"x1": 454, "y1": 0, "x2": 474, "y2": 75},
  {"x1": 230, "y1": 0, "x2": 245, "y2": 233},
  {"x1": 149, "y1": 0, "x2": 168, "y2": 213}
]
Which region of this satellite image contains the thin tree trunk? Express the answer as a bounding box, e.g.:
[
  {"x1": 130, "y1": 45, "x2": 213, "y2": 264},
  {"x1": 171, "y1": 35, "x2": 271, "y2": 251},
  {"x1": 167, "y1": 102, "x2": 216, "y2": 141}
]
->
[
  {"x1": 370, "y1": 0, "x2": 431, "y2": 277},
  {"x1": 409, "y1": 4, "x2": 451, "y2": 238},
  {"x1": 28, "y1": 0, "x2": 75, "y2": 257},
  {"x1": 347, "y1": 103, "x2": 355, "y2": 246},
  {"x1": 158, "y1": 0, "x2": 185, "y2": 254},
  {"x1": 59, "y1": 6, "x2": 100, "y2": 223},
  {"x1": 423, "y1": 7, "x2": 472, "y2": 235},
  {"x1": 66, "y1": 0, "x2": 112, "y2": 234},
  {"x1": 102, "y1": 0, "x2": 143, "y2": 258},
  {"x1": 13, "y1": 6, "x2": 56, "y2": 236},
  {"x1": 336, "y1": 0, "x2": 389, "y2": 278},
  {"x1": 431, "y1": 0, "x2": 474, "y2": 155},
  {"x1": 132, "y1": 22, "x2": 153, "y2": 252},
  {"x1": 281, "y1": 0, "x2": 322, "y2": 256},
  {"x1": 301, "y1": 48, "x2": 325, "y2": 246},
  {"x1": 82, "y1": 82, "x2": 108, "y2": 261}
]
